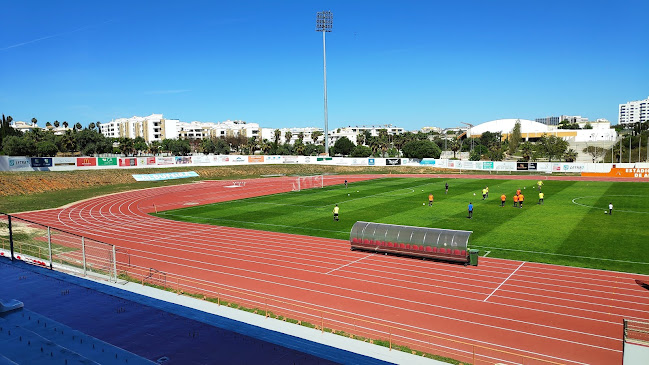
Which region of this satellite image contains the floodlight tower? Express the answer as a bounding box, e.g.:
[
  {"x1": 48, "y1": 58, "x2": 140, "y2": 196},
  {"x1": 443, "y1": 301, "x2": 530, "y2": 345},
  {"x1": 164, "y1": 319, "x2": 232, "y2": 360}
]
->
[{"x1": 316, "y1": 11, "x2": 333, "y2": 155}]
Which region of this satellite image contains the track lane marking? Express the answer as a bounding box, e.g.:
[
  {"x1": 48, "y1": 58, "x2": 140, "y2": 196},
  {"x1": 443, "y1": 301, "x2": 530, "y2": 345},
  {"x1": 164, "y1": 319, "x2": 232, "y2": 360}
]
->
[
  {"x1": 325, "y1": 254, "x2": 373, "y2": 274},
  {"x1": 485, "y1": 262, "x2": 525, "y2": 302}
]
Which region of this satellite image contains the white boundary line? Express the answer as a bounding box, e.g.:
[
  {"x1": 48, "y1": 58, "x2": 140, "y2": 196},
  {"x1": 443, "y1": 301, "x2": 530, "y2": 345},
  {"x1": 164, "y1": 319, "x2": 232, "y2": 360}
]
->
[
  {"x1": 484, "y1": 262, "x2": 525, "y2": 302},
  {"x1": 326, "y1": 254, "x2": 373, "y2": 274}
]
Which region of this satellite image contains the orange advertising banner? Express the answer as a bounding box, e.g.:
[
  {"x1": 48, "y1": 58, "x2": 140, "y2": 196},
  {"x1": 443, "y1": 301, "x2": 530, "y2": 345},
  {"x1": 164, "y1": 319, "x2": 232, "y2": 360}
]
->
[
  {"x1": 76, "y1": 157, "x2": 97, "y2": 166},
  {"x1": 582, "y1": 168, "x2": 649, "y2": 179},
  {"x1": 248, "y1": 155, "x2": 264, "y2": 163}
]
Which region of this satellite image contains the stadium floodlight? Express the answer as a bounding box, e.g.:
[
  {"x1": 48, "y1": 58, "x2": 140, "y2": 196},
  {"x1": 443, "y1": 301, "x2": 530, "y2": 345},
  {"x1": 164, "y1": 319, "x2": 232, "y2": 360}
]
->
[{"x1": 316, "y1": 11, "x2": 333, "y2": 155}]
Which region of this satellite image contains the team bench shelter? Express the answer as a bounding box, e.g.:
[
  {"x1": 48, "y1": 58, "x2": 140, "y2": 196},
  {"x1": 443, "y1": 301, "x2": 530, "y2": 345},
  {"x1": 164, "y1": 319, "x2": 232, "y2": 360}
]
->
[{"x1": 350, "y1": 221, "x2": 476, "y2": 265}]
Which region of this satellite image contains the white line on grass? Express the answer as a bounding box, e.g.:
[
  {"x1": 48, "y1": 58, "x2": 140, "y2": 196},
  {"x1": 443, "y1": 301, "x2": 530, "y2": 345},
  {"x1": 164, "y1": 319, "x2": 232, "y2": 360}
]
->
[
  {"x1": 325, "y1": 254, "x2": 373, "y2": 274},
  {"x1": 483, "y1": 250, "x2": 491, "y2": 257},
  {"x1": 484, "y1": 262, "x2": 525, "y2": 302},
  {"x1": 471, "y1": 245, "x2": 649, "y2": 265},
  {"x1": 571, "y1": 195, "x2": 649, "y2": 214}
]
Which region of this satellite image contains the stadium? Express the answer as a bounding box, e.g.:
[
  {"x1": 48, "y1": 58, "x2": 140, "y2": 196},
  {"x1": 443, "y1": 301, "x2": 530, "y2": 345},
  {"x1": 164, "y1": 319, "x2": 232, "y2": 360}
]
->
[{"x1": 2, "y1": 164, "x2": 649, "y2": 365}]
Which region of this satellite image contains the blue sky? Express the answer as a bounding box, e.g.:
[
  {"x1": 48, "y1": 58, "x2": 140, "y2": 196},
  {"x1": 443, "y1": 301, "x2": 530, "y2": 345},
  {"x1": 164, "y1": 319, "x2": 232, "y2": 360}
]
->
[{"x1": 1, "y1": 0, "x2": 647, "y2": 130}]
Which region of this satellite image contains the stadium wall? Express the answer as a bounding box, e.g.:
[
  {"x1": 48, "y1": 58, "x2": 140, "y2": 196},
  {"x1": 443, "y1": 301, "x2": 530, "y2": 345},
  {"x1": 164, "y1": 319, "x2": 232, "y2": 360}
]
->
[{"x1": 1, "y1": 155, "x2": 648, "y2": 177}]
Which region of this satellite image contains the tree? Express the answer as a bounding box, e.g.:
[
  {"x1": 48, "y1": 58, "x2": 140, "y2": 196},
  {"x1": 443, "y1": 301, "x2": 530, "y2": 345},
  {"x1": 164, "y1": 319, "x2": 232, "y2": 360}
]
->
[
  {"x1": 118, "y1": 137, "x2": 135, "y2": 156},
  {"x1": 36, "y1": 140, "x2": 58, "y2": 157},
  {"x1": 351, "y1": 145, "x2": 372, "y2": 157},
  {"x1": 311, "y1": 131, "x2": 323, "y2": 145},
  {"x1": 520, "y1": 141, "x2": 534, "y2": 161},
  {"x1": 284, "y1": 131, "x2": 293, "y2": 145},
  {"x1": 63, "y1": 121, "x2": 69, "y2": 129},
  {"x1": 2, "y1": 135, "x2": 35, "y2": 156},
  {"x1": 54, "y1": 120, "x2": 60, "y2": 128},
  {"x1": 273, "y1": 129, "x2": 281, "y2": 145},
  {"x1": 469, "y1": 149, "x2": 481, "y2": 161},
  {"x1": 75, "y1": 122, "x2": 82, "y2": 130},
  {"x1": 583, "y1": 146, "x2": 605, "y2": 163},
  {"x1": 401, "y1": 140, "x2": 441, "y2": 159},
  {"x1": 564, "y1": 149, "x2": 578, "y2": 162},
  {"x1": 333, "y1": 137, "x2": 354, "y2": 156},
  {"x1": 88, "y1": 122, "x2": 96, "y2": 131},
  {"x1": 201, "y1": 138, "x2": 217, "y2": 154},
  {"x1": 449, "y1": 138, "x2": 461, "y2": 158},
  {"x1": 538, "y1": 134, "x2": 569, "y2": 162},
  {"x1": 583, "y1": 122, "x2": 593, "y2": 130},
  {"x1": 149, "y1": 140, "x2": 161, "y2": 155},
  {"x1": 133, "y1": 136, "x2": 147, "y2": 155},
  {"x1": 508, "y1": 120, "x2": 522, "y2": 155}
]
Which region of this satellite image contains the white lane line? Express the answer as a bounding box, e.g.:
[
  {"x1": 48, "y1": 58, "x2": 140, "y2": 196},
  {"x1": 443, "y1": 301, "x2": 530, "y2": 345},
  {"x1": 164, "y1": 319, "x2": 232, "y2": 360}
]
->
[
  {"x1": 485, "y1": 262, "x2": 525, "y2": 302},
  {"x1": 326, "y1": 254, "x2": 373, "y2": 274},
  {"x1": 484, "y1": 250, "x2": 491, "y2": 257}
]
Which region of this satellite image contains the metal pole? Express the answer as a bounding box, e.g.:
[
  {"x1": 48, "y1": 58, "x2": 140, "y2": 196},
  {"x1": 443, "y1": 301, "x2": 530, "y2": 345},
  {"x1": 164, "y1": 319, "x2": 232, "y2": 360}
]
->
[
  {"x1": 629, "y1": 136, "x2": 632, "y2": 163},
  {"x1": 619, "y1": 139, "x2": 622, "y2": 163},
  {"x1": 639, "y1": 135, "x2": 642, "y2": 162},
  {"x1": 82, "y1": 237, "x2": 87, "y2": 276},
  {"x1": 8, "y1": 215, "x2": 14, "y2": 261},
  {"x1": 47, "y1": 227, "x2": 53, "y2": 269},
  {"x1": 112, "y1": 245, "x2": 117, "y2": 282},
  {"x1": 322, "y1": 30, "x2": 329, "y2": 155}
]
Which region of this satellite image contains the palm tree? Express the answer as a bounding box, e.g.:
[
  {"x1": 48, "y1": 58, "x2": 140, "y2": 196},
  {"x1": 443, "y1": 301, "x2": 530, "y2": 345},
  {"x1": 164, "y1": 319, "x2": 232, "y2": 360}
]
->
[
  {"x1": 45, "y1": 121, "x2": 53, "y2": 129},
  {"x1": 356, "y1": 133, "x2": 365, "y2": 146},
  {"x1": 54, "y1": 120, "x2": 60, "y2": 128},
  {"x1": 63, "y1": 121, "x2": 69, "y2": 129},
  {"x1": 89, "y1": 122, "x2": 96, "y2": 130},
  {"x1": 75, "y1": 122, "x2": 82, "y2": 130},
  {"x1": 31, "y1": 118, "x2": 38, "y2": 126},
  {"x1": 284, "y1": 131, "x2": 293, "y2": 145},
  {"x1": 311, "y1": 130, "x2": 323, "y2": 145},
  {"x1": 297, "y1": 132, "x2": 305, "y2": 144},
  {"x1": 450, "y1": 138, "x2": 461, "y2": 159},
  {"x1": 273, "y1": 129, "x2": 281, "y2": 145},
  {"x1": 564, "y1": 149, "x2": 578, "y2": 162}
]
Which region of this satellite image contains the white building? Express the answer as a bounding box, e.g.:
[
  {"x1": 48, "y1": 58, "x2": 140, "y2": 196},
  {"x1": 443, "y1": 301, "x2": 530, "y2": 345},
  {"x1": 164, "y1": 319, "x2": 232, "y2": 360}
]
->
[
  {"x1": 99, "y1": 114, "x2": 178, "y2": 143},
  {"x1": 619, "y1": 96, "x2": 649, "y2": 125},
  {"x1": 535, "y1": 115, "x2": 589, "y2": 126},
  {"x1": 468, "y1": 118, "x2": 617, "y2": 142}
]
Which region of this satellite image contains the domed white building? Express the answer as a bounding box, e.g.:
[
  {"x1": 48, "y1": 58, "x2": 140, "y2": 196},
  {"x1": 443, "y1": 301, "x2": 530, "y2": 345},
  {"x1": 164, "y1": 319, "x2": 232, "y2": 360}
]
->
[{"x1": 465, "y1": 118, "x2": 617, "y2": 142}]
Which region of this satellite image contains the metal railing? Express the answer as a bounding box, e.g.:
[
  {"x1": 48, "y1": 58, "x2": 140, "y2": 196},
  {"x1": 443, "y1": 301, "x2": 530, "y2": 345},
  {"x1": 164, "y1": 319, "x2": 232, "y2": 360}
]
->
[{"x1": 0, "y1": 212, "x2": 118, "y2": 282}]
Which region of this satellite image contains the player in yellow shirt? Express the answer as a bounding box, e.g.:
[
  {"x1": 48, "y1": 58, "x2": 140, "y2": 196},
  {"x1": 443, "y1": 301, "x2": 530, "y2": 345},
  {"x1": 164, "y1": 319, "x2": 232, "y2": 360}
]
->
[
  {"x1": 538, "y1": 192, "x2": 544, "y2": 204},
  {"x1": 333, "y1": 204, "x2": 339, "y2": 221}
]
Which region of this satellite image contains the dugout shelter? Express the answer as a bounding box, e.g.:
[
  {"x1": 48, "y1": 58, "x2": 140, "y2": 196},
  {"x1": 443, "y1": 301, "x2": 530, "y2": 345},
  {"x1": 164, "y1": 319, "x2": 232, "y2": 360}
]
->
[{"x1": 350, "y1": 221, "x2": 474, "y2": 264}]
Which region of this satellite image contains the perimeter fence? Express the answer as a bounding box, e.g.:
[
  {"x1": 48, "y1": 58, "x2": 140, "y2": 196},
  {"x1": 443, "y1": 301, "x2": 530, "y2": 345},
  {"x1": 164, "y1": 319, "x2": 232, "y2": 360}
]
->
[
  {"x1": 0, "y1": 212, "x2": 119, "y2": 282},
  {"x1": 624, "y1": 319, "x2": 649, "y2": 346}
]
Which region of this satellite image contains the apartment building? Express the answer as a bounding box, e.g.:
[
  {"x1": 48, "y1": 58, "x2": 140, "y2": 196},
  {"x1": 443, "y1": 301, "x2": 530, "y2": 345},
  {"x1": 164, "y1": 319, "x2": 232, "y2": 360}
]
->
[{"x1": 619, "y1": 96, "x2": 649, "y2": 125}]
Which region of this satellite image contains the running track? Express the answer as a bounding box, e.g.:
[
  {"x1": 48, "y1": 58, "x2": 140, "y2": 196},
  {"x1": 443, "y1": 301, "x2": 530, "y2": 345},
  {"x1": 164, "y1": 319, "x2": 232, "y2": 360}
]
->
[{"x1": 15, "y1": 174, "x2": 649, "y2": 365}]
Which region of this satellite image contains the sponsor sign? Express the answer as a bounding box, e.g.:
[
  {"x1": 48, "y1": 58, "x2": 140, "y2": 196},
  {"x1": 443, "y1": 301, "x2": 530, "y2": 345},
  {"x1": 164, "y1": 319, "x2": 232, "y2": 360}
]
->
[
  {"x1": 54, "y1": 157, "x2": 76, "y2": 166},
  {"x1": 232, "y1": 156, "x2": 246, "y2": 163},
  {"x1": 119, "y1": 158, "x2": 137, "y2": 167},
  {"x1": 419, "y1": 158, "x2": 436, "y2": 165},
  {"x1": 528, "y1": 162, "x2": 538, "y2": 171},
  {"x1": 482, "y1": 161, "x2": 494, "y2": 170},
  {"x1": 351, "y1": 158, "x2": 366, "y2": 166},
  {"x1": 77, "y1": 157, "x2": 97, "y2": 167},
  {"x1": 132, "y1": 171, "x2": 200, "y2": 182},
  {"x1": 266, "y1": 155, "x2": 282, "y2": 162},
  {"x1": 8, "y1": 157, "x2": 31, "y2": 170},
  {"x1": 385, "y1": 158, "x2": 401, "y2": 166},
  {"x1": 248, "y1": 155, "x2": 264, "y2": 163},
  {"x1": 536, "y1": 162, "x2": 551, "y2": 172},
  {"x1": 447, "y1": 160, "x2": 457, "y2": 168},
  {"x1": 581, "y1": 167, "x2": 649, "y2": 178},
  {"x1": 516, "y1": 162, "x2": 528, "y2": 171},
  {"x1": 193, "y1": 155, "x2": 211, "y2": 164},
  {"x1": 98, "y1": 157, "x2": 117, "y2": 166},
  {"x1": 316, "y1": 157, "x2": 332, "y2": 161},
  {"x1": 31, "y1": 158, "x2": 52, "y2": 168},
  {"x1": 283, "y1": 156, "x2": 298, "y2": 164},
  {"x1": 494, "y1": 161, "x2": 516, "y2": 171},
  {"x1": 368, "y1": 158, "x2": 376, "y2": 166},
  {"x1": 136, "y1": 157, "x2": 156, "y2": 166},
  {"x1": 174, "y1": 156, "x2": 192, "y2": 164},
  {"x1": 156, "y1": 157, "x2": 175, "y2": 165},
  {"x1": 461, "y1": 161, "x2": 477, "y2": 169}
]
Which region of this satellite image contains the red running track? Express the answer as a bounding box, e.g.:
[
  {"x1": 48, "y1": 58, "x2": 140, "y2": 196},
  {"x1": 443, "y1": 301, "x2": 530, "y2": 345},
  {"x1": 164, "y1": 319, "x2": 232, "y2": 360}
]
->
[{"x1": 16, "y1": 175, "x2": 649, "y2": 365}]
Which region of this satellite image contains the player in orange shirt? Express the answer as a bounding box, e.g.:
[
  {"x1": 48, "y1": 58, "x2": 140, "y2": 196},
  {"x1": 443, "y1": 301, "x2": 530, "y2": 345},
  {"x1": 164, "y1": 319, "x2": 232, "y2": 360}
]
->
[
  {"x1": 518, "y1": 193, "x2": 524, "y2": 208},
  {"x1": 513, "y1": 194, "x2": 519, "y2": 207},
  {"x1": 500, "y1": 194, "x2": 506, "y2": 207},
  {"x1": 428, "y1": 194, "x2": 433, "y2": 206},
  {"x1": 516, "y1": 188, "x2": 521, "y2": 196}
]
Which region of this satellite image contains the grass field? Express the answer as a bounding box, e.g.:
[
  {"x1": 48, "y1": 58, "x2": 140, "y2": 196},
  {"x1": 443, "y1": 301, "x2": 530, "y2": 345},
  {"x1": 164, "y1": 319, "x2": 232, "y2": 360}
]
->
[{"x1": 156, "y1": 177, "x2": 649, "y2": 275}]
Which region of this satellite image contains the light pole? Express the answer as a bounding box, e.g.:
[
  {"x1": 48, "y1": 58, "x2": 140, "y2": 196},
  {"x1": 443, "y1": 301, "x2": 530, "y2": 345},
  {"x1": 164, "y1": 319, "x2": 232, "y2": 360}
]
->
[
  {"x1": 316, "y1": 11, "x2": 333, "y2": 155},
  {"x1": 461, "y1": 122, "x2": 474, "y2": 151}
]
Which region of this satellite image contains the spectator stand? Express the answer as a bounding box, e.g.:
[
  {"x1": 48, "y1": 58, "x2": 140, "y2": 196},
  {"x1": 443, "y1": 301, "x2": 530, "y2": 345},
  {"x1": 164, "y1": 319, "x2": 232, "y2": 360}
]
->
[{"x1": 350, "y1": 221, "x2": 473, "y2": 265}]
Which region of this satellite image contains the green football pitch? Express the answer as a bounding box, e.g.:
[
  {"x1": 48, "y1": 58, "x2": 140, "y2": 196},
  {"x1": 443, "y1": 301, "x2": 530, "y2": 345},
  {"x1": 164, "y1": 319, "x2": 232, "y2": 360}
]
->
[{"x1": 156, "y1": 177, "x2": 649, "y2": 275}]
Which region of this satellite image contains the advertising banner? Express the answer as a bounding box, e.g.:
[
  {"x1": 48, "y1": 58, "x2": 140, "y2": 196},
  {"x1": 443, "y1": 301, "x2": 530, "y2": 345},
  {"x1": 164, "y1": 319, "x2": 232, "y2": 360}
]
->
[
  {"x1": 156, "y1": 157, "x2": 175, "y2": 165},
  {"x1": 135, "y1": 157, "x2": 156, "y2": 166},
  {"x1": 265, "y1": 155, "x2": 282, "y2": 163},
  {"x1": 283, "y1": 156, "x2": 298, "y2": 164},
  {"x1": 351, "y1": 158, "x2": 366, "y2": 166},
  {"x1": 385, "y1": 158, "x2": 401, "y2": 166},
  {"x1": 192, "y1": 155, "x2": 211, "y2": 164},
  {"x1": 461, "y1": 161, "x2": 479, "y2": 170},
  {"x1": 494, "y1": 161, "x2": 516, "y2": 171},
  {"x1": 482, "y1": 161, "x2": 494, "y2": 170},
  {"x1": 536, "y1": 162, "x2": 552, "y2": 172},
  {"x1": 528, "y1": 162, "x2": 538, "y2": 171},
  {"x1": 248, "y1": 155, "x2": 264, "y2": 163},
  {"x1": 31, "y1": 158, "x2": 53, "y2": 168},
  {"x1": 316, "y1": 157, "x2": 333, "y2": 161},
  {"x1": 7, "y1": 157, "x2": 31, "y2": 170},
  {"x1": 119, "y1": 158, "x2": 137, "y2": 167},
  {"x1": 132, "y1": 171, "x2": 200, "y2": 182},
  {"x1": 553, "y1": 163, "x2": 586, "y2": 173},
  {"x1": 368, "y1": 158, "x2": 376, "y2": 166},
  {"x1": 447, "y1": 160, "x2": 457, "y2": 168},
  {"x1": 231, "y1": 156, "x2": 247, "y2": 164},
  {"x1": 516, "y1": 162, "x2": 528, "y2": 171},
  {"x1": 98, "y1": 157, "x2": 117, "y2": 166},
  {"x1": 419, "y1": 158, "x2": 436, "y2": 165},
  {"x1": 77, "y1": 157, "x2": 97, "y2": 167},
  {"x1": 174, "y1": 156, "x2": 192, "y2": 165},
  {"x1": 582, "y1": 167, "x2": 649, "y2": 179},
  {"x1": 54, "y1": 157, "x2": 76, "y2": 166}
]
